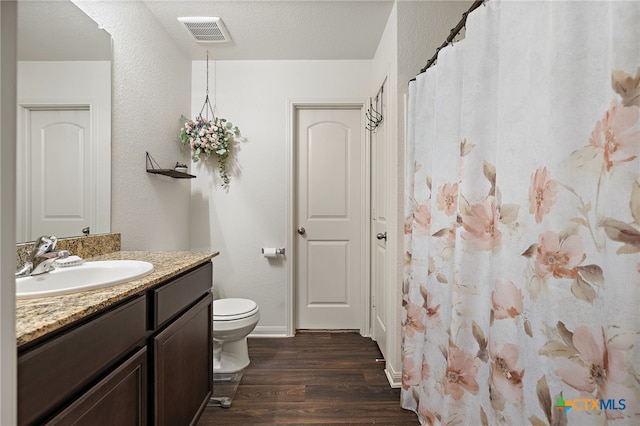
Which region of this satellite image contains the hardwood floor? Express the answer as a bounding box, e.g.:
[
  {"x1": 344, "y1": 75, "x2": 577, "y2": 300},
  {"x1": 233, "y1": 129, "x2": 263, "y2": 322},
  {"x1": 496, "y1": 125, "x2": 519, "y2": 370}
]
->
[{"x1": 197, "y1": 331, "x2": 419, "y2": 425}]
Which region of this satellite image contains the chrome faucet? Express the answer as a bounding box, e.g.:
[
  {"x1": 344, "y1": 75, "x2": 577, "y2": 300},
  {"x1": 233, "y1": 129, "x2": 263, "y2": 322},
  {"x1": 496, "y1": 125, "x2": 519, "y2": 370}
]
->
[
  {"x1": 31, "y1": 249, "x2": 70, "y2": 275},
  {"x1": 16, "y1": 235, "x2": 70, "y2": 277}
]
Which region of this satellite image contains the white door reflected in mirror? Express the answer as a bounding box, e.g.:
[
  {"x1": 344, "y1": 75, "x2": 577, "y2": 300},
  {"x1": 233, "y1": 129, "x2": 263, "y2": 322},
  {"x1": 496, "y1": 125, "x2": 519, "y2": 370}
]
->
[{"x1": 27, "y1": 109, "x2": 92, "y2": 240}]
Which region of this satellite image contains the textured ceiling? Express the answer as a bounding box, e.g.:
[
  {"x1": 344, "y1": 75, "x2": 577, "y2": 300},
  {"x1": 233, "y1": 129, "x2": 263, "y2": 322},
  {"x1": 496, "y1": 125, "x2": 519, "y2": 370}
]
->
[{"x1": 143, "y1": 1, "x2": 396, "y2": 60}]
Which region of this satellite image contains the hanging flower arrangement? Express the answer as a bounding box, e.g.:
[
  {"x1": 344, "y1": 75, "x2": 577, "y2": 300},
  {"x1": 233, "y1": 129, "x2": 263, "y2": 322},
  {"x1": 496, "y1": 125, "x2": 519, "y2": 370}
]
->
[
  {"x1": 179, "y1": 114, "x2": 240, "y2": 188},
  {"x1": 179, "y1": 51, "x2": 241, "y2": 189}
]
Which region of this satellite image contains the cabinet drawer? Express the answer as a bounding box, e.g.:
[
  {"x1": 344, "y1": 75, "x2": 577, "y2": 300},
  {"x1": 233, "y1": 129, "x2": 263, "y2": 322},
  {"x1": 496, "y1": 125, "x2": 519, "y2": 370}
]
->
[
  {"x1": 47, "y1": 347, "x2": 147, "y2": 426},
  {"x1": 18, "y1": 296, "x2": 146, "y2": 426},
  {"x1": 151, "y1": 262, "x2": 212, "y2": 329}
]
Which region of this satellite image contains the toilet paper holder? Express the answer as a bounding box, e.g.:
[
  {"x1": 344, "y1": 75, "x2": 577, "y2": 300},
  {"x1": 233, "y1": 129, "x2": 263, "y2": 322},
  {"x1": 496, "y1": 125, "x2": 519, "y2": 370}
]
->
[{"x1": 261, "y1": 248, "x2": 285, "y2": 255}]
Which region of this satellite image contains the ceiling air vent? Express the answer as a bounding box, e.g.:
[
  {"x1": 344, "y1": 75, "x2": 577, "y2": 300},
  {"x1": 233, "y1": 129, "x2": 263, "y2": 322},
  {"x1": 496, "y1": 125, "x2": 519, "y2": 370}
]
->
[{"x1": 178, "y1": 17, "x2": 231, "y2": 43}]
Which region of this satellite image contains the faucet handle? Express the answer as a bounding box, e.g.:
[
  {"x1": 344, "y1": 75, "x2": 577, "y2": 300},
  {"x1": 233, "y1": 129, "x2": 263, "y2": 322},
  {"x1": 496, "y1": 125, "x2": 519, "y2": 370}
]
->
[
  {"x1": 39, "y1": 249, "x2": 70, "y2": 260},
  {"x1": 48, "y1": 235, "x2": 58, "y2": 250},
  {"x1": 28, "y1": 236, "x2": 48, "y2": 260},
  {"x1": 30, "y1": 249, "x2": 70, "y2": 275},
  {"x1": 28, "y1": 235, "x2": 58, "y2": 260}
]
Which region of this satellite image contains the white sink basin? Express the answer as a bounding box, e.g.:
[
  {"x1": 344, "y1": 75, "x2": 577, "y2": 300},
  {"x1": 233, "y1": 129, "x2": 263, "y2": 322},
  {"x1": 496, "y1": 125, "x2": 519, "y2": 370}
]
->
[{"x1": 16, "y1": 260, "x2": 154, "y2": 299}]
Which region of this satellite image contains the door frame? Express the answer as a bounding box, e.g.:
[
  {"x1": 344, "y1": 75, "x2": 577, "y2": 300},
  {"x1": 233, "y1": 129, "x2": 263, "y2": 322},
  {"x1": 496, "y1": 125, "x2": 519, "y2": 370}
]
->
[{"x1": 286, "y1": 99, "x2": 371, "y2": 337}]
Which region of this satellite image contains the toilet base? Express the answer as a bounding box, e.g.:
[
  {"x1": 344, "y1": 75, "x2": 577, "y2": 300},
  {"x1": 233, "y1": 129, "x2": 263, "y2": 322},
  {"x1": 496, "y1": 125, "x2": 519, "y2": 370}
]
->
[
  {"x1": 213, "y1": 352, "x2": 250, "y2": 373},
  {"x1": 213, "y1": 338, "x2": 250, "y2": 373}
]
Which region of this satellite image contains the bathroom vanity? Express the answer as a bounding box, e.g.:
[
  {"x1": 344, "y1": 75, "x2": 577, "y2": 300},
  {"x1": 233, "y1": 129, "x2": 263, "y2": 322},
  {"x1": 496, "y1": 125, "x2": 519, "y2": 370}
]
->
[{"x1": 16, "y1": 251, "x2": 217, "y2": 426}]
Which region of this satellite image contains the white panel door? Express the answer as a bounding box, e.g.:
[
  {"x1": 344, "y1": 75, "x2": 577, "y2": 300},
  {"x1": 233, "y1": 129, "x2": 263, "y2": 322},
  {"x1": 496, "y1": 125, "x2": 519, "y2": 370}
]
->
[
  {"x1": 29, "y1": 109, "x2": 91, "y2": 239},
  {"x1": 296, "y1": 107, "x2": 363, "y2": 330},
  {"x1": 370, "y1": 85, "x2": 388, "y2": 359}
]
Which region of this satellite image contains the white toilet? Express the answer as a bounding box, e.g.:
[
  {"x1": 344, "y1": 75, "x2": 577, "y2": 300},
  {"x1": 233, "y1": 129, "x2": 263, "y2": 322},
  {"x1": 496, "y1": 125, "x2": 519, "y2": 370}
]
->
[{"x1": 212, "y1": 298, "x2": 260, "y2": 373}]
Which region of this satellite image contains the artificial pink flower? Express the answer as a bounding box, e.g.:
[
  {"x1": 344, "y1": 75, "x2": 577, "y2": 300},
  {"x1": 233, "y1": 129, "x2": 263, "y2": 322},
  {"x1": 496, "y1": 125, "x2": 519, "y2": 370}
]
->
[
  {"x1": 492, "y1": 279, "x2": 523, "y2": 319},
  {"x1": 589, "y1": 100, "x2": 640, "y2": 172},
  {"x1": 402, "y1": 356, "x2": 421, "y2": 390},
  {"x1": 413, "y1": 203, "x2": 431, "y2": 234},
  {"x1": 535, "y1": 231, "x2": 586, "y2": 279},
  {"x1": 555, "y1": 326, "x2": 630, "y2": 419},
  {"x1": 444, "y1": 346, "x2": 480, "y2": 400},
  {"x1": 404, "y1": 300, "x2": 426, "y2": 338},
  {"x1": 489, "y1": 339, "x2": 524, "y2": 402},
  {"x1": 528, "y1": 167, "x2": 558, "y2": 224},
  {"x1": 461, "y1": 196, "x2": 502, "y2": 251},
  {"x1": 436, "y1": 183, "x2": 459, "y2": 216}
]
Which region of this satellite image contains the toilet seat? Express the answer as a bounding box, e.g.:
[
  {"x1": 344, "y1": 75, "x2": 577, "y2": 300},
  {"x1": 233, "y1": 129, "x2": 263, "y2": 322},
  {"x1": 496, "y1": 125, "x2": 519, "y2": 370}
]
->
[{"x1": 214, "y1": 298, "x2": 258, "y2": 321}]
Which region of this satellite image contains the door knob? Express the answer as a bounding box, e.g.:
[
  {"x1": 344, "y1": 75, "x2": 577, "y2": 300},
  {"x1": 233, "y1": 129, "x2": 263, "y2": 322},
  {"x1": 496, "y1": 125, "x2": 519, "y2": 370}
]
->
[
  {"x1": 376, "y1": 232, "x2": 387, "y2": 241},
  {"x1": 297, "y1": 227, "x2": 306, "y2": 235}
]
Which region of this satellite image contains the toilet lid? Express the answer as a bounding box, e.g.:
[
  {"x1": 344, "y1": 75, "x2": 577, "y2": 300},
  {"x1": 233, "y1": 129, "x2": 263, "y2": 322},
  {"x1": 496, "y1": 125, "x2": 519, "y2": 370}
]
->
[{"x1": 213, "y1": 298, "x2": 258, "y2": 320}]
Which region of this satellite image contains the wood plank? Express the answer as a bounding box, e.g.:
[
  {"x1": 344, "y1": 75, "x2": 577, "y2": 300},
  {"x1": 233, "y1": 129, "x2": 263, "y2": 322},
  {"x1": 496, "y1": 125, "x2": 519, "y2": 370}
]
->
[
  {"x1": 240, "y1": 369, "x2": 365, "y2": 386},
  {"x1": 233, "y1": 384, "x2": 306, "y2": 402}
]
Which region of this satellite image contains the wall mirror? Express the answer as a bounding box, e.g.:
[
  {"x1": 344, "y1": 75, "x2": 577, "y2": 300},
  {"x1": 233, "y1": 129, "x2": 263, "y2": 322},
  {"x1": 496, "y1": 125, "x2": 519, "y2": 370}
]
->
[{"x1": 16, "y1": 0, "x2": 112, "y2": 243}]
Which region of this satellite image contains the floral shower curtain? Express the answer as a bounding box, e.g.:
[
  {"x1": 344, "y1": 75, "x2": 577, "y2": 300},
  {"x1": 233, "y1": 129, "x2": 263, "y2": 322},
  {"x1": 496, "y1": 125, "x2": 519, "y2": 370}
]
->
[{"x1": 402, "y1": 1, "x2": 640, "y2": 424}]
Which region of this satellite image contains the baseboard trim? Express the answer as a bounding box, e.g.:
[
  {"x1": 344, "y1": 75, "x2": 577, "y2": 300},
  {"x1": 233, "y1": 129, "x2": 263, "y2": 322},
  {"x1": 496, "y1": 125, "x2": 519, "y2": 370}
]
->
[
  {"x1": 384, "y1": 363, "x2": 403, "y2": 388},
  {"x1": 250, "y1": 327, "x2": 369, "y2": 338},
  {"x1": 249, "y1": 325, "x2": 290, "y2": 338}
]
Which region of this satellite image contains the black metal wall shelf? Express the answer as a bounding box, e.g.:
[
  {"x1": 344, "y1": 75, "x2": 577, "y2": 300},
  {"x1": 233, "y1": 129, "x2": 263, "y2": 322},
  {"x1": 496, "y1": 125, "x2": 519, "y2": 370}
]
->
[
  {"x1": 146, "y1": 152, "x2": 195, "y2": 179},
  {"x1": 146, "y1": 168, "x2": 195, "y2": 179}
]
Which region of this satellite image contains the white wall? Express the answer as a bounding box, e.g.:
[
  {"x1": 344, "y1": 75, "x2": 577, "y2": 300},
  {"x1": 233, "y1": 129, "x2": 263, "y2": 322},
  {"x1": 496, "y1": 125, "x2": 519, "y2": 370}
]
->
[
  {"x1": 190, "y1": 60, "x2": 371, "y2": 335},
  {"x1": 0, "y1": 2, "x2": 17, "y2": 423},
  {"x1": 73, "y1": 0, "x2": 192, "y2": 251}
]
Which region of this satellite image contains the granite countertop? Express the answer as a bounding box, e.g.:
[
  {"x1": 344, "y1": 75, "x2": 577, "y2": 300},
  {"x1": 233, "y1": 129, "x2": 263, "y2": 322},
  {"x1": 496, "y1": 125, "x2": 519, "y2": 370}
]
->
[{"x1": 17, "y1": 250, "x2": 218, "y2": 347}]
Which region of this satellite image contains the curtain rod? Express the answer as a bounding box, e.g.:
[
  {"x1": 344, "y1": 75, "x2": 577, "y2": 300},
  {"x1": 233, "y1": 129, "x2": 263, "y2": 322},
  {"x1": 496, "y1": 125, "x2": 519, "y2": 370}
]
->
[{"x1": 411, "y1": 0, "x2": 485, "y2": 81}]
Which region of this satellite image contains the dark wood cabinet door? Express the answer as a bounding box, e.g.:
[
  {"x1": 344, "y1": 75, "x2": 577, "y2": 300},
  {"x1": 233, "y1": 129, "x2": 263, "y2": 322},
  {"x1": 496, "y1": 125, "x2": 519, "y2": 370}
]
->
[
  {"x1": 153, "y1": 293, "x2": 213, "y2": 426},
  {"x1": 47, "y1": 347, "x2": 147, "y2": 426}
]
